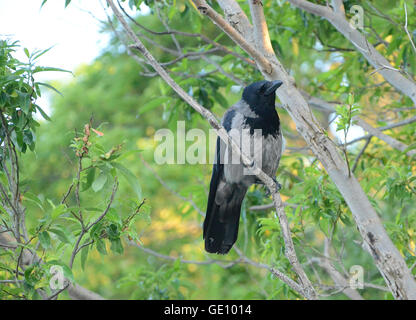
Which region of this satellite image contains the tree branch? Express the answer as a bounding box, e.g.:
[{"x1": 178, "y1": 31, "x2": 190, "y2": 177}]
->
[
  {"x1": 193, "y1": 0, "x2": 273, "y2": 75},
  {"x1": 352, "y1": 136, "x2": 372, "y2": 173},
  {"x1": 132, "y1": 241, "x2": 238, "y2": 267},
  {"x1": 248, "y1": 0, "x2": 275, "y2": 58},
  {"x1": 217, "y1": 0, "x2": 255, "y2": 44},
  {"x1": 354, "y1": 117, "x2": 416, "y2": 157},
  {"x1": 345, "y1": 115, "x2": 416, "y2": 146},
  {"x1": 249, "y1": 201, "x2": 297, "y2": 211},
  {"x1": 330, "y1": 0, "x2": 345, "y2": 15},
  {"x1": 232, "y1": 246, "x2": 306, "y2": 296},
  {"x1": 309, "y1": 256, "x2": 364, "y2": 299},
  {"x1": 403, "y1": 3, "x2": 416, "y2": 55}
]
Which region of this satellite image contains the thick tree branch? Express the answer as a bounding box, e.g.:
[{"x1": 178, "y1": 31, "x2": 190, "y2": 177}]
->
[
  {"x1": 108, "y1": 0, "x2": 416, "y2": 299},
  {"x1": 330, "y1": 0, "x2": 345, "y2": 15},
  {"x1": 248, "y1": 0, "x2": 276, "y2": 58},
  {"x1": 288, "y1": 0, "x2": 330, "y2": 16},
  {"x1": 193, "y1": 1, "x2": 273, "y2": 75},
  {"x1": 217, "y1": 0, "x2": 255, "y2": 44}
]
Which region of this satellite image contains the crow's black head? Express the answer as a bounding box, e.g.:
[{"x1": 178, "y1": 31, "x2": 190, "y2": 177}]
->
[{"x1": 242, "y1": 80, "x2": 283, "y2": 113}]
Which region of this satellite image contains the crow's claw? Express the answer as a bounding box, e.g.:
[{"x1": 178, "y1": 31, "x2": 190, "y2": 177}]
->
[
  {"x1": 262, "y1": 178, "x2": 282, "y2": 197},
  {"x1": 255, "y1": 177, "x2": 282, "y2": 196},
  {"x1": 273, "y1": 178, "x2": 282, "y2": 191}
]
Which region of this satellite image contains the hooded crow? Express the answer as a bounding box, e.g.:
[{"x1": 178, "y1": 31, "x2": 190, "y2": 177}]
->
[{"x1": 204, "y1": 80, "x2": 284, "y2": 254}]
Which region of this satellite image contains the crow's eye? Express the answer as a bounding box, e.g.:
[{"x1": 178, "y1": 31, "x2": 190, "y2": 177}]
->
[{"x1": 259, "y1": 84, "x2": 267, "y2": 93}]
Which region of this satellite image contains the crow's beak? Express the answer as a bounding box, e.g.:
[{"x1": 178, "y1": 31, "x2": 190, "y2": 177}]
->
[{"x1": 264, "y1": 80, "x2": 283, "y2": 95}]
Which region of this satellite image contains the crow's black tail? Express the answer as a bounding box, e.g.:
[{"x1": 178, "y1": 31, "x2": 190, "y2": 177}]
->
[{"x1": 203, "y1": 184, "x2": 247, "y2": 254}]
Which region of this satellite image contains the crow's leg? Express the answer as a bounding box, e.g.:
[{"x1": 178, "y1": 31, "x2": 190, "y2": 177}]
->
[{"x1": 255, "y1": 177, "x2": 282, "y2": 196}]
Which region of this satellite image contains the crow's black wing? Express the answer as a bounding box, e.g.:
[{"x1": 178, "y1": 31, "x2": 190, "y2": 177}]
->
[
  {"x1": 203, "y1": 136, "x2": 223, "y2": 242},
  {"x1": 204, "y1": 108, "x2": 235, "y2": 239},
  {"x1": 203, "y1": 108, "x2": 247, "y2": 254}
]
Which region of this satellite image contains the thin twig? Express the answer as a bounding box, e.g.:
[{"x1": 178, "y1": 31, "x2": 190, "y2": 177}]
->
[
  {"x1": 403, "y1": 3, "x2": 416, "y2": 55},
  {"x1": 140, "y1": 156, "x2": 204, "y2": 217},
  {"x1": 352, "y1": 136, "x2": 372, "y2": 172},
  {"x1": 116, "y1": 0, "x2": 255, "y2": 66},
  {"x1": 345, "y1": 116, "x2": 416, "y2": 146}
]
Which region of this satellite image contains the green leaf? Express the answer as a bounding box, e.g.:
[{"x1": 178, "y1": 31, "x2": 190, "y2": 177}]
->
[
  {"x1": 173, "y1": 257, "x2": 181, "y2": 270},
  {"x1": 112, "y1": 162, "x2": 142, "y2": 199},
  {"x1": 34, "y1": 104, "x2": 51, "y2": 121},
  {"x1": 22, "y1": 192, "x2": 44, "y2": 210},
  {"x1": 106, "y1": 208, "x2": 122, "y2": 225},
  {"x1": 92, "y1": 172, "x2": 108, "y2": 192},
  {"x1": 33, "y1": 66, "x2": 72, "y2": 74},
  {"x1": 39, "y1": 231, "x2": 51, "y2": 249},
  {"x1": 110, "y1": 238, "x2": 124, "y2": 254},
  {"x1": 36, "y1": 82, "x2": 63, "y2": 96},
  {"x1": 403, "y1": 143, "x2": 416, "y2": 154},
  {"x1": 61, "y1": 264, "x2": 74, "y2": 283},
  {"x1": 49, "y1": 227, "x2": 70, "y2": 243},
  {"x1": 82, "y1": 167, "x2": 96, "y2": 191},
  {"x1": 138, "y1": 96, "x2": 170, "y2": 114},
  {"x1": 18, "y1": 91, "x2": 31, "y2": 113},
  {"x1": 65, "y1": 0, "x2": 71, "y2": 7},
  {"x1": 47, "y1": 198, "x2": 56, "y2": 210},
  {"x1": 32, "y1": 46, "x2": 54, "y2": 61},
  {"x1": 96, "y1": 239, "x2": 107, "y2": 255},
  {"x1": 211, "y1": 90, "x2": 228, "y2": 109},
  {"x1": 106, "y1": 223, "x2": 120, "y2": 240},
  {"x1": 24, "y1": 264, "x2": 40, "y2": 287},
  {"x1": 80, "y1": 242, "x2": 89, "y2": 270},
  {"x1": 51, "y1": 204, "x2": 67, "y2": 220}
]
